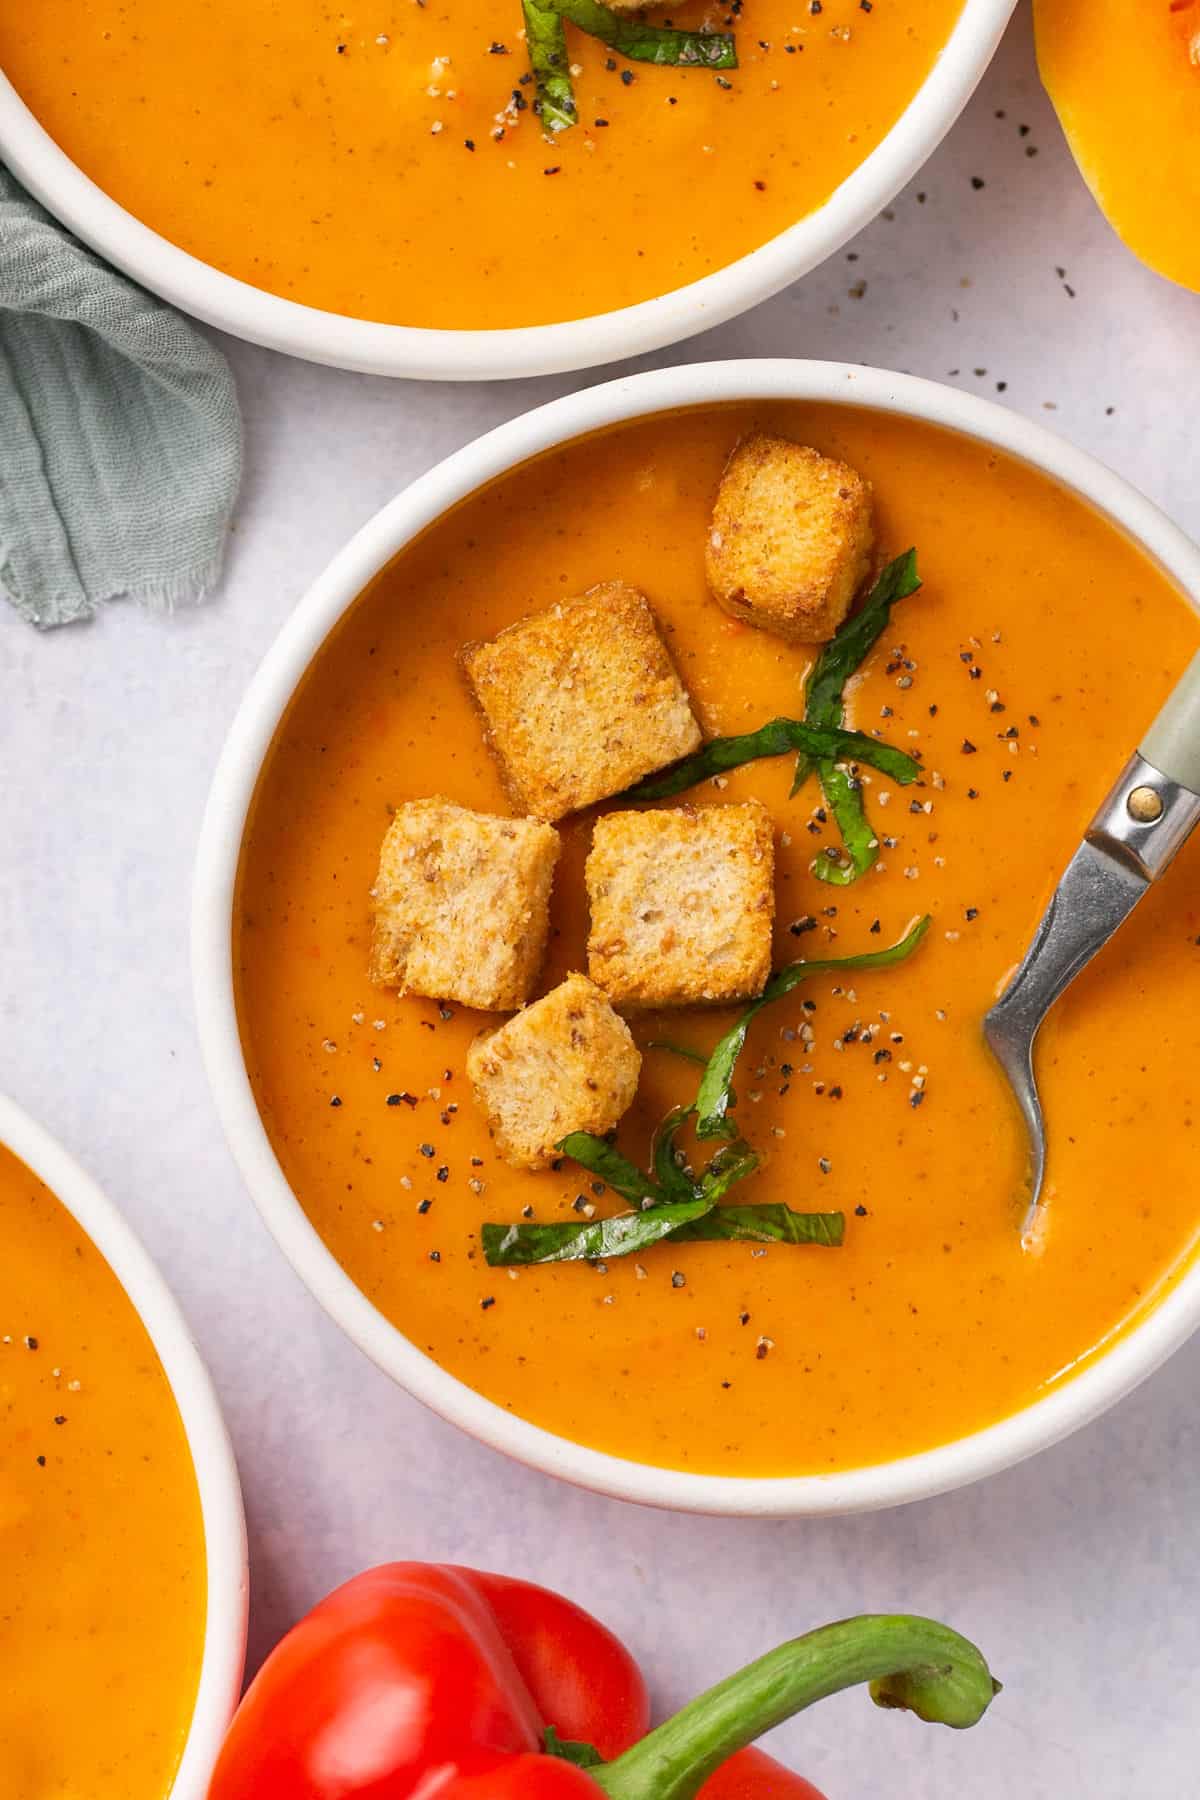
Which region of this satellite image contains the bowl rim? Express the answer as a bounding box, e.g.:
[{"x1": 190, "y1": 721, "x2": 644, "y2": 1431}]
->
[
  {"x1": 0, "y1": 0, "x2": 1015, "y2": 381},
  {"x1": 0, "y1": 1091, "x2": 248, "y2": 1794},
  {"x1": 193, "y1": 357, "x2": 1200, "y2": 1516}
]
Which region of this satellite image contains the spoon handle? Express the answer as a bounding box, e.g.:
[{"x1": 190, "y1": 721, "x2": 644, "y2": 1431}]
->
[
  {"x1": 1086, "y1": 750, "x2": 1200, "y2": 884},
  {"x1": 1141, "y1": 648, "x2": 1200, "y2": 795}
]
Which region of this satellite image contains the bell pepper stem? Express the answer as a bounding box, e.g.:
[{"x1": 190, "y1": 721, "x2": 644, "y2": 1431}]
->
[{"x1": 591, "y1": 1614, "x2": 1000, "y2": 1800}]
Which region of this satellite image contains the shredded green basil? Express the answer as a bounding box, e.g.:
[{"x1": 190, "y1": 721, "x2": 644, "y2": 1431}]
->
[
  {"x1": 557, "y1": 0, "x2": 736, "y2": 65},
  {"x1": 483, "y1": 1112, "x2": 764, "y2": 1266},
  {"x1": 695, "y1": 916, "x2": 931, "y2": 1139},
  {"x1": 482, "y1": 1194, "x2": 715, "y2": 1265},
  {"x1": 481, "y1": 1193, "x2": 845, "y2": 1265},
  {"x1": 790, "y1": 550, "x2": 923, "y2": 886},
  {"x1": 521, "y1": 0, "x2": 735, "y2": 138},
  {"x1": 622, "y1": 719, "x2": 920, "y2": 804},
  {"x1": 481, "y1": 920, "x2": 929, "y2": 1266},
  {"x1": 555, "y1": 1133, "x2": 662, "y2": 1206},
  {"x1": 672, "y1": 1204, "x2": 845, "y2": 1246},
  {"x1": 652, "y1": 1106, "x2": 701, "y2": 1202},
  {"x1": 522, "y1": 0, "x2": 578, "y2": 133}
]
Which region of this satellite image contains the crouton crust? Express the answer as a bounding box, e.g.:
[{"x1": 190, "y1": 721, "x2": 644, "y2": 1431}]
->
[
  {"x1": 466, "y1": 973, "x2": 642, "y2": 1169},
  {"x1": 586, "y1": 800, "x2": 775, "y2": 1008},
  {"x1": 705, "y1": 434, "x2": 875, "y2": 644},
  {"x1": 460, "y1": 581, "x2": 702, "y2": 822},
  {"x1": 369, "y1": 798, "x2": 559, "y2": 1011}
]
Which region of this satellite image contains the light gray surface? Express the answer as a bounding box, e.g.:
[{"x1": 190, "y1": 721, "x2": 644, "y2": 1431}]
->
[{"x1": 3, "y1": 9, "x2": 1199, "y2": 1795}]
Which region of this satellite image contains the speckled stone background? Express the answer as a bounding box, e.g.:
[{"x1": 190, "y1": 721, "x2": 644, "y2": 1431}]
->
[{"x1": 3, "y1": 6, "x2": 1199, "y2": 1795}]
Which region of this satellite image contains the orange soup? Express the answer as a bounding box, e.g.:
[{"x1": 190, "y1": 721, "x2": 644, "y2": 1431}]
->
[
  {"x1": 235, "y1": 404, "x2": 1200, "y2": 1477},
  {"x1": 0, "y1": 1141, "x2": 207, "y2": 1796},
  {"x1": 2, "y1": 0, "x2": 960, "y2": 329}
]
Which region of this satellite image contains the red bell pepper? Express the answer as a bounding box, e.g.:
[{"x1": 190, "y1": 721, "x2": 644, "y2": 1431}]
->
[{"x1": 209, "y1": 1563, "x2": 998, "y2": 1800}]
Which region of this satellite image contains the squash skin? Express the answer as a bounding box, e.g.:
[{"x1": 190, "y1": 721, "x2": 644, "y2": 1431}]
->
[{"x1": 1036, "y1": 0, "x2": 1200, "y2": 292}]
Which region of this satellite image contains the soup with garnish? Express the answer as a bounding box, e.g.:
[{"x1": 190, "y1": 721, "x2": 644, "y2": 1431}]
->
[
  {"x1": 234, "y1": 403, "x2": 1200, "y2": 1477},
  {"x1": 0, "y1": 1140, "x2": 207, "y2": 1796},
  {"x1": 1, "y1": 0, "x2": 961, "y2": 329}
]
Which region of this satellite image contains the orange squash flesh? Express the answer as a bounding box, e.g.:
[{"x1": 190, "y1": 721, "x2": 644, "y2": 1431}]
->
[
  {"x1": 235, "y1": 403, "x2": 1200, "y2": 1480},
  {"x1": 1036, "y1": 0, "x2": 1200, "y2": 292},
  {"x1": 0, "y1": 0, "x2": 961, "y2": 330},
  {"x1": 0, "y1": 1141, "x2": 207, "y2": 1797}
]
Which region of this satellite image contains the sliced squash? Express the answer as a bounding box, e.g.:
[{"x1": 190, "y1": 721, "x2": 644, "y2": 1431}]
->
[{"x1": 1036, "y1": 0, "x2": 1200, "y2": 292}]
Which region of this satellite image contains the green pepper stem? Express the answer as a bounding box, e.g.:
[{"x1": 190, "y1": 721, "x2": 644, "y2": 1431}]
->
[{"x1": 591, "y1": 1614, "x2": 999, "y2": 1800}]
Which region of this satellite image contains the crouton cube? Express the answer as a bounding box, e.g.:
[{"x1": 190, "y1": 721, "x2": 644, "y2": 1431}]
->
[
  {"x1": 705, "y1": 434, "x2": 875, "y2": 644},
  {"x1": 466, "y1": 974, "x2": 642, "y2": 1170},
  {"x1": 369, "y1": 798, "x2": 559, "y2": 1011},
  {"x1": 586, "y1": 801, "x2": 775, "y2": 1008},
  {"x1": 460, "y1": 581, "x2": 701, "y2": 822}
]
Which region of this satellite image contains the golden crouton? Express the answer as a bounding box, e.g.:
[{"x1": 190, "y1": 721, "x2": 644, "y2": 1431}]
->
[
  {"x1": 460, "y1": 581, "x2": 701, "y2": 822},
  {"x1": 466, "y1": 973, "x2": 642, "y2": 1170},
  {"x1": 369, "y1": 798, "x2": 559, "y2": 1011},
  {"x1": 705, "y1": 434, "x2": 875, "y2": 644},
  {"x1": 586, "y1": 801, "x2": 775, "y2": 1008}
]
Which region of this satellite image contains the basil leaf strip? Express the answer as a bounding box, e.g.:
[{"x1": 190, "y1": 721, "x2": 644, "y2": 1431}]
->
[
  {"x1": 797, "y1": 550, "x2": 923, "y2": 758},
  {"x1": 652, "y1": 1106, "x2": 701, "y2": 1203},
  {"x1": 555, "y1": 1131, "x2": 664, "y2": 1205},
  {"x1": 789, "y1": 550, "x2": 922, "y2": 886},
  {"x1": 482, "y1": 1193, "x2": 715, "y2": 1266},
  {"x1": 522, "y1": 0, "x2": 578, "y2": 133},
  {"x1": 672, "y1": 1204, "x2": 845, "y2": 1246},
  {"x1": 623, "y1": 719, "x2": 919, "y2": 803},
  {"x1": 695, "y1": 916, "x2": 931, "y2": 1139},
  {"x1": 811, "y1": 762, "x2": 881, "y2": 887},
  {"x1": 698, "y1": 1137, "x2": 760, "y2": 1201},
  {"x1": 556, "y1": 0, "x2": 737, "y2": 65},
  {"x1": 482, "y1": 1196, "x2": 844, "y2": 1264}
]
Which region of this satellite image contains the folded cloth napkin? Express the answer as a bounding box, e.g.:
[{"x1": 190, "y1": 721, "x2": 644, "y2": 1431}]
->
[{"x1": 0, "y1": 166, "x2": 241, "y2": 629}]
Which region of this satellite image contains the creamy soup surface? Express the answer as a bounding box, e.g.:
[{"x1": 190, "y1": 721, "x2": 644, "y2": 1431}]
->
[
  {"x1": 0, "y1": 1141, "x2": 207, "y2": 1797},
  {"x1": 1, "y1": 0, "x2": 960, "y2": 328},
  {"x1": 235, "y1": 404, "x2": 1200, "y2": 1477}
]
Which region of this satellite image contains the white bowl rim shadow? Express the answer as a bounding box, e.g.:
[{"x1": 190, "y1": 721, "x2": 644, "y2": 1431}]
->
[
  {"x1": 0, "y1": 1092, "x2": 248, "y2": 1793},
  {"x1": 193, "y1": 358, "x2": 1200, "y2": 1516},
  {"x1": 0, "y1": 0, "x2": 1016, "y2": 381}
]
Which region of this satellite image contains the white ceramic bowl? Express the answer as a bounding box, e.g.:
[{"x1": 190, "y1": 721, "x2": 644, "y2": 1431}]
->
[
  {"x1": 194, "y1": 358, "x2": 1200, "y2": 1515},
  {"x1": 0, "y1": 1093, "x2": 247, "y2": 1797},
  {"x1": 0, "y1": 0, "x2": 1014, "y2": 381}
]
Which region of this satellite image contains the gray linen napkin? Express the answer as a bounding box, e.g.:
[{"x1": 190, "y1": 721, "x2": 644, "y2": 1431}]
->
[{"x1": 0, "y1": 167, "x2": 241, "y2": 629}]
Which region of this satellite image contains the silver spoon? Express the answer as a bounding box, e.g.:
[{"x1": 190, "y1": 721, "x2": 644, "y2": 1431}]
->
[{"x1": 984, "y1": 650, "x2": 1200, "y2": 1242}]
